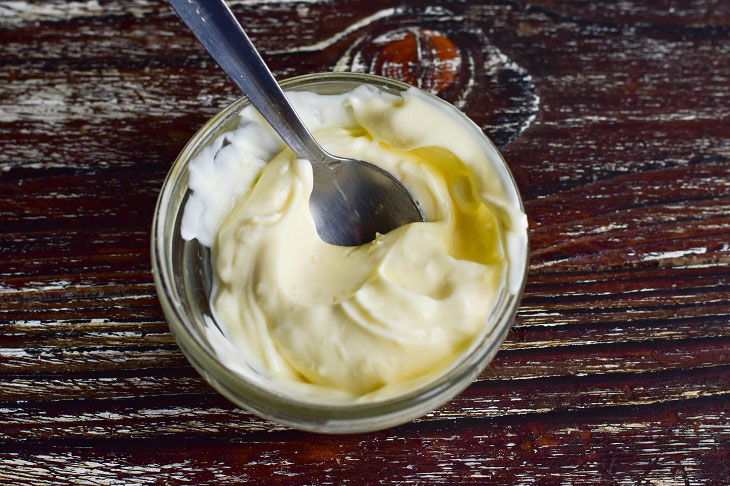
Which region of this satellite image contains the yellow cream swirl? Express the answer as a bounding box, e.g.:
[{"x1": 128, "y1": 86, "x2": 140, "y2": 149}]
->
[{"x1": 191, "y1": 86, "x2": 526, "y2": 402}]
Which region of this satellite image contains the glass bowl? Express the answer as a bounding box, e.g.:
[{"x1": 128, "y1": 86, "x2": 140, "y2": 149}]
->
[{"x1": 151, "y1": 72, "x2": 528, "y2": 433}]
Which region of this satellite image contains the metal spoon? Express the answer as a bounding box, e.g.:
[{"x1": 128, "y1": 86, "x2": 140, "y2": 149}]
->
[{"x1": 169, "y1": 0, "x2": 424, "y2": 246}]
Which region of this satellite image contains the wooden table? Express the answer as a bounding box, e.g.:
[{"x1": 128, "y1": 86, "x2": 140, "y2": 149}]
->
[{"x1": 2, "y1": 1, "x2": 729, "y2": 483}]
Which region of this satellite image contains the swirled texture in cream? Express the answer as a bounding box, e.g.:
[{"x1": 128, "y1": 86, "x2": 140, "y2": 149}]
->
[{"x1": 182, "y1": 85, "x2": 527, "y2": 402}]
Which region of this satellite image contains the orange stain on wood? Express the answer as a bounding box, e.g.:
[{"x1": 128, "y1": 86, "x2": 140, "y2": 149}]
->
[{"x1": 371, "y1": 28, "x2": 461, "y2": 93}]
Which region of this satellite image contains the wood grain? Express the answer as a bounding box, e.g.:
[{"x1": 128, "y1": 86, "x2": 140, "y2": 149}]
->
[{"x1": 1, "y1": 0, "x2": 729, "y2": 484}]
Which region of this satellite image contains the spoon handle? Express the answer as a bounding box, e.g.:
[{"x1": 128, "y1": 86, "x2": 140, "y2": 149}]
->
[{"x1": 169, "y1": 0, "x2": 328, "y2": 164}]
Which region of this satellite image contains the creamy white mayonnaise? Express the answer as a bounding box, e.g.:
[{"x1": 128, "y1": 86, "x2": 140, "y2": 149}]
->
[{"x1": 182, "y1": 85, "x2": 527, "y2": 403}]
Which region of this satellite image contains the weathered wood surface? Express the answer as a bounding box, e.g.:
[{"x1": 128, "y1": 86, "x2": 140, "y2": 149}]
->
[{"x1": 1, "y1": 0, "x2": 729, "y2": 483}]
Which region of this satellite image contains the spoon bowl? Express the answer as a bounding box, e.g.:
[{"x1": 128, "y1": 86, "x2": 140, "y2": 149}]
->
[
  {"x1": 311, "y1": 156, "x2": 423, "y2": 246},
  {"x1": 169, "y1": 0, "x2": 424, "y2": 246}
]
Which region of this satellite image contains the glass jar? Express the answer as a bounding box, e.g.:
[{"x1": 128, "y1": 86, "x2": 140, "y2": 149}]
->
[{"x1": 151, "y1": 72, "x2": 528, "y2": 433}]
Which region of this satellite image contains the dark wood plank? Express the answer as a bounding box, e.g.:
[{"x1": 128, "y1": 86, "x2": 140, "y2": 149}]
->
[{"x1": 1, "y1": 396, "x2": 728, "y2": 484}]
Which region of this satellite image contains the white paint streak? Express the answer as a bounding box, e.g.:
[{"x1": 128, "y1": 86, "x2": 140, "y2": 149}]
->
[
  {"x1": 0, "y1": 348, "x2": 31, "y2": 358},
  {"x1": 0, "y1": 0, "x2": 103, "y2": 22},
  {"x1": 268, "y1": 7, "x2": 403, "y2": 55},
  {"x1": 0, "y1": 0, "x2": 330, "y2": 25},
  {"x1": 641, "y1": 247, "x2": 707, "y2": 262}
]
